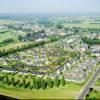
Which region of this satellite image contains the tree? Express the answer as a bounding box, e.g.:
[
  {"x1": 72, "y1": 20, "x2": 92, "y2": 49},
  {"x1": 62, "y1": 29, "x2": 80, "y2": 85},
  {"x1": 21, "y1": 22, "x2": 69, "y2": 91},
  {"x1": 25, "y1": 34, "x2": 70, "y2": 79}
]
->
[
  {"x1": 25, "y1": 81, "x2": 30, "y2": 88},
  {"x1": 47, "y1": 78, "x2": 53, "y2": 88},
  {"x1": 18, "y1": 35, "x2": 23, "y2": 41},
  {"x1": 2, "y1": 75, "x2": 7, "y2": 84},
  {"x1": 34, "y1": 78, "x2": 40, "y2": 89},
  {"x1": 82, "y1": 37, "x2": 100, "y2": 45},
  {"x1": 38, "y1": 78, "x2": 41, "y2": 89},
  {"x1": 5, "y1": 75, "x2": 10, "y2": 85},
  {"x1": 54, "y1": 78, "x2": 60, "y2": 87},
  {"x1": 2, "y1": 38, "x2": 14, "y2": 43},
  {"x1": 0, "y1": 76, "x2": 5, "y2": 83},
  {"x1": 23, "y1": 78, "x2": 26, "y2": 88},
  {"x1": 86, "y1": 94, "x2": 89, "y2": 99},
  {"x1": 11, "y1": 77, "x2": 15, "y2": 86},
  {"x1": 61, "y1": 76, "x2": 65, "y2": 86},
  {"x1": 33, "y1": 77, "x2": 35, "y2": 88},
  {"x1": 89, "y1": 87, "x2": 93, "y2": 92},
  {"x1": 17, "y1": 79, "x2": 20, "y2": 87},
  {"x1": 25, "y1": 33, "x2": 32, "y2": 40},
  {"x1": 41, "y1": 79, "x2": 47, "y2": 89},
  {"x1": 74, "y1": 29, "x2": 79, "y2": 34},
  {"x1": 57, "y1": 24, "x2": 63, "y2": 29},
  {"x1": 40, "y1": 29, "x2": 45, "y2": 33}
]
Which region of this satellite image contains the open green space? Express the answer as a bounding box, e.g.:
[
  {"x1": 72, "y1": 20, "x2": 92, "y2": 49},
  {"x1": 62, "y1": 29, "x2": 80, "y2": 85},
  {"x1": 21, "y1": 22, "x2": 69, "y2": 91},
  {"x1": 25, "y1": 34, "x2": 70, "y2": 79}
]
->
[
  {"x1": 95, "y1": 78, "x2": 100, "y2": 86},
  {"x1": 0, "y1": 29, "x2": 27, "y2": 47},
  {"x1": 0, "y1": 81, "x2": 82, "y2": 99},
  {"x1": 0, "y1": 72, "x2": 83, "y2": 99},
  {"x1": 0, "y1": 29, "x2": 18, "y2": 47},
  {"x1": 0, "y1": 29, "x2": 17, "y2": 42},
  {"x1": 85, "y1": 89, "x2": 100, "y2": 99},
  {"x1": 0, "y1": 42, "x2": 30, "y2": 50}
]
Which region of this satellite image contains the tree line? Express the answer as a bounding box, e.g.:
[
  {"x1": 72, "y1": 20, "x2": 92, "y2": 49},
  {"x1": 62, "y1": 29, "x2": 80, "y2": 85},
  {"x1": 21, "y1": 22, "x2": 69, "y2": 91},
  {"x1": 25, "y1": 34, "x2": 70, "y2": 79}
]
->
[
  {"x1": 0, "y1": 73, "x2": 65, "y2": 89},
  {"x1": 0, "y1": 35, "x2": 65, "y2": 57},
  {"x1": 82, "y1": 37, "x2": 100, "y2": 45}
]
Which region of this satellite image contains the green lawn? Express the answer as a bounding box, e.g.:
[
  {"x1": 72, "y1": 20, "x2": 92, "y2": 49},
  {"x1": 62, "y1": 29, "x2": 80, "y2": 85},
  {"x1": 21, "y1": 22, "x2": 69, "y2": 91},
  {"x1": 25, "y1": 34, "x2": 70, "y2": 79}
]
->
[
  {"x1": 95, "y1": 77, "x2": 100, "y2": 86},
  {"x1": 0, "y1": 81, "x2": 82, "y2": 99},
  {"x1": 86, "y1": 90, "x2": 100, "y2": 99}
]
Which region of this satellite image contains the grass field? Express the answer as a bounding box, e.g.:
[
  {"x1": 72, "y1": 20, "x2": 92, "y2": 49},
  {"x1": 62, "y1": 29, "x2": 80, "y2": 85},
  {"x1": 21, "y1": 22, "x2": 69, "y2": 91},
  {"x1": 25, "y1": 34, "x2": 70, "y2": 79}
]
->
[
  {"x1": 95, "y1": 75, "x2": 100, "y2": 86},
  {"x1": 0, "y1": 30, "x2": 17, "y2": 42},
  {"x1": 0, "y1": 72, "x2": 83, "y2": 99},
  {"x1": 0, "y1": 42, "x2": 29, "y2": 50},
  {"x1": 86, "y1": 90, "x2": 100, "y2": 99},
  {"x1": 63, "y1": 17, "x2": 100, "y2": 29},
  {"x1": 0, "y1": 81, "x2": 83, "y2": 99},
  {"x1": 0, "y1": 28, "x2": 27, "y2": 48}
]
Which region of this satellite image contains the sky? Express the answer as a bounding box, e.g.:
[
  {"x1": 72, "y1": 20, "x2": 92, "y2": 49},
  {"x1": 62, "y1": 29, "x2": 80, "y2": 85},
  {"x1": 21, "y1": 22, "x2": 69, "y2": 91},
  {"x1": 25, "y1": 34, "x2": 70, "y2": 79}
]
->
[{"x1": 0, "y1": 0, "x2": 100, "y2": 14}]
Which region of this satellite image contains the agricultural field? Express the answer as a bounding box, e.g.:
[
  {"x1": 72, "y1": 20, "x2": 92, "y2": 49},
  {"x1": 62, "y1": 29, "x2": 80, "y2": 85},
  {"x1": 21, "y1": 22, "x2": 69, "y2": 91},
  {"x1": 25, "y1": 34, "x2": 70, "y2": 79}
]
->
[
  {"x1": 61, "y1": 16, "x2": 100, "y2": 29},
  {"x1": 0, "y1": 29, "x2": 27, "y2": 47},
  {"x1": 0, "y1": 20, "x2": 28, "y2": 48}
]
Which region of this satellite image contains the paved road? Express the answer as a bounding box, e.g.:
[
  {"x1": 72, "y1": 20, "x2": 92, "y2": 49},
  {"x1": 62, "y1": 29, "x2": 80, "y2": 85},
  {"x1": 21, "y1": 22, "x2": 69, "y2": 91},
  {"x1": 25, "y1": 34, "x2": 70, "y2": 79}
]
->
[
  {"x1": 78, "y1": 67, "x2": 100, "y2": 99},
  {"x1": 1, "y1": 68, "x2": 44, "y2": 76}
]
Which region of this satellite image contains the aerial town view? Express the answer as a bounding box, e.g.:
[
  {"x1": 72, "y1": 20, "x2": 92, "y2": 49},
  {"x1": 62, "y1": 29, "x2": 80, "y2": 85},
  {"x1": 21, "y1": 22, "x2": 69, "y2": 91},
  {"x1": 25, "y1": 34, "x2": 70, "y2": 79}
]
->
[{"x1": 0, "y1": 0, "x2": 100, "y2": 99}]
